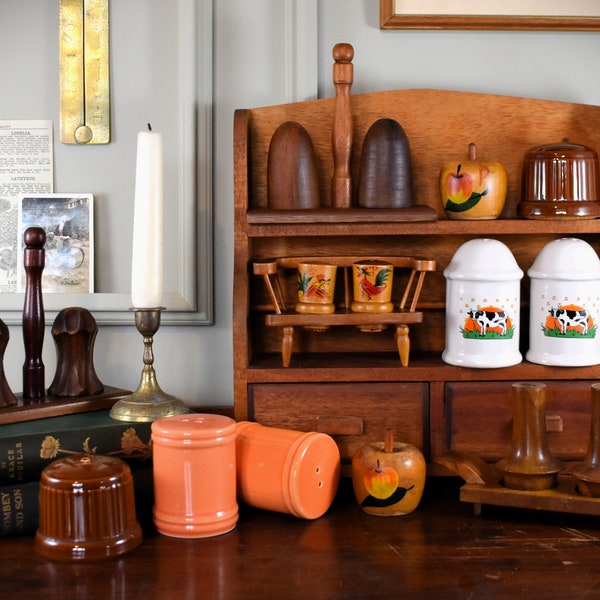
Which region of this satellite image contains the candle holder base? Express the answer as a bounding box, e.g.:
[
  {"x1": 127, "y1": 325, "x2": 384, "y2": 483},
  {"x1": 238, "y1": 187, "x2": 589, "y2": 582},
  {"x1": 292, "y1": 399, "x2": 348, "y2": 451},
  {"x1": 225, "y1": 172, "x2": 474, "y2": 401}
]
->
[{"x1": 110, "y1": 308, "x2": 189, "y2": 422}]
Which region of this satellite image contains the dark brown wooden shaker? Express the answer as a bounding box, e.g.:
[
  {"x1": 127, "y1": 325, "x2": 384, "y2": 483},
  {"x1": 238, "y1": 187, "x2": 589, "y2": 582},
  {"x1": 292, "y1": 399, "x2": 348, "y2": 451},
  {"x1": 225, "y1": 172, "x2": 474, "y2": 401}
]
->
[
  {"x1": 267, "y1": 121, "x2": 320, "y2": 210},
  {"x1": 48, "y1": 307, "x2": 104, "y2": 397},
  {"x1": 358, "y1": 118, "x2": 413, "y2": 208}
]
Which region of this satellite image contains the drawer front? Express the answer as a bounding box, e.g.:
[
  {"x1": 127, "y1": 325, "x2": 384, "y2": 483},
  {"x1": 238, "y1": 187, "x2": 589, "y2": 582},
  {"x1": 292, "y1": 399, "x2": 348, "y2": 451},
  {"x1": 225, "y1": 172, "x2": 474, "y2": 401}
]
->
[
  {"x1": 446, "y1": 381, "x2": 594, "y2": 462},
  {"x1": 249, "y1": 382, "x2": 428, "y2": 465}
]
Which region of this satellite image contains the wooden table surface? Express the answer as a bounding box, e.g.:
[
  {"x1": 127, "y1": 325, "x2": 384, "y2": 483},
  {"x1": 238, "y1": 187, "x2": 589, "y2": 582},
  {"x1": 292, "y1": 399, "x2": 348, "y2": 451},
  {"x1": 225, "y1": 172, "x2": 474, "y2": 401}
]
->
[{"x1": 2, "y1": 475, "x2": 600, "y2": 599}]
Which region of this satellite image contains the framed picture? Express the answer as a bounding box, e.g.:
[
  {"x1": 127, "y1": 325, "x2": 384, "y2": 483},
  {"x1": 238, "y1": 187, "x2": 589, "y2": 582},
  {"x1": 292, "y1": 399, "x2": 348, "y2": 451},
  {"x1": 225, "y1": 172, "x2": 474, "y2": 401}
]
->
[
  {"x1": 380, "y1": 0, "x2": 600, "y2": 30},
  {"x1": 18, "y1": 194, "x2": 94, "y2": 294}
]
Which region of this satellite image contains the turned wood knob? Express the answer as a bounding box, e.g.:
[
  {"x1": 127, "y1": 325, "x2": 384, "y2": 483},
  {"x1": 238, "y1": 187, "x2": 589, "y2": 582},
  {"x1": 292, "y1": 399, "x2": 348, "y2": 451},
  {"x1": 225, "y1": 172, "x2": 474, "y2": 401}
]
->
[{"x1": 22, "y1": 226, "x2": 46, "y2": 399}]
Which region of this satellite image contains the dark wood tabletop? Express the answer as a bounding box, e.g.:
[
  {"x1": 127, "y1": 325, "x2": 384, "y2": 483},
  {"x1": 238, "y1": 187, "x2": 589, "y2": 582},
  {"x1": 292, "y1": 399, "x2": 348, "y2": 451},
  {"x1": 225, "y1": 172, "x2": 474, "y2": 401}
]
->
[{"x1": 2, "y1": 475, "x2": 600, "y2": 599}]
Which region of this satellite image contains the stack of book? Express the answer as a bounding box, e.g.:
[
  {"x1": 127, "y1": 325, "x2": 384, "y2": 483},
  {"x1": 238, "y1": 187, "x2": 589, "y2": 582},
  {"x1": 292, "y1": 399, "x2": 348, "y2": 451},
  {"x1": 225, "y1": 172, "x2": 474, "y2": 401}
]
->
[{"x1": 0, "y1": 409, "x2": 153, "y2": 536}]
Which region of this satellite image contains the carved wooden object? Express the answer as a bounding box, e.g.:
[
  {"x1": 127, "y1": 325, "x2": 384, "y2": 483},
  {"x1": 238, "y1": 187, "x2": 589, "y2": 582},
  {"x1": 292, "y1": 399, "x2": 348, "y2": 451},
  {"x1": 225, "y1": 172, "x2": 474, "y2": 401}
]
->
[
  {"x1": 48, "y1": 307, "x2": 104, "y2": 397},
  {"x1": 22, "y1": 226, "x2": 46, "y2": 399},
  {"x1": 358, "y1": 118, "x2": 413, "y2": 208},
  {"x1": 495, "y1": 382, "x2": 565, "y2": 491},
  {"x1": 570, "y1": 383, "x2": 600, "y2": 496},
  {"x1": 267, "y1": 121, "x2": 320, "y2": 209},
  {"x1": 0, "y1": 319, "x2": 17, "y2": 407},
  {"x1": 331, "y1": 43, "x2": 353, "y2": 208}
]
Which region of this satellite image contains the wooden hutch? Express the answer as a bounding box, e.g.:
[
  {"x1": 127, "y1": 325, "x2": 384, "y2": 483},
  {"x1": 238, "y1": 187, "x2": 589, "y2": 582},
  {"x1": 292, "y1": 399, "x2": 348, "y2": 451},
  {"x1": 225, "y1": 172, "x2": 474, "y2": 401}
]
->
[{"x1": 233, "y1": 44, "x2": 600, "y2": 475}]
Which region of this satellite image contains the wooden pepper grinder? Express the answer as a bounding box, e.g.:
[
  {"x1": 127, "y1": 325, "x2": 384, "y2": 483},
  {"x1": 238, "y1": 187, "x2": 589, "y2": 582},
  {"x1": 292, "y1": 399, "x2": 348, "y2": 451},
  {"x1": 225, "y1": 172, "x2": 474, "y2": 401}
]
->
[
  {"x1": 0, "y1": 319, "x2": 17, "y2": 407},
  {"x1": 22, "y1": 226, "x2": 46, "y2": 399}
]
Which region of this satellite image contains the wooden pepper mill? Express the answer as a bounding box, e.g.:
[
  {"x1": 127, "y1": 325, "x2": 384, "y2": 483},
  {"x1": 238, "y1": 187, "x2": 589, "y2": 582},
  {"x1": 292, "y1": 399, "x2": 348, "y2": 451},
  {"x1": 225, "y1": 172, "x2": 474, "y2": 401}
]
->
[
  {"x1": 22, "y1": 226, "x2": 46, "y2": 399},
  {"x1": 496, "y1": 382, "x2": 564, "y2": 491}
]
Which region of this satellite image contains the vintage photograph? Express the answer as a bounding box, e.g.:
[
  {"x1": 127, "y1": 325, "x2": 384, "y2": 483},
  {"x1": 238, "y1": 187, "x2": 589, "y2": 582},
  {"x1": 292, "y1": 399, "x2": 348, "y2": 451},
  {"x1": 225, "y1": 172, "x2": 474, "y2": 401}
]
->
[{"x1": 18, "y1": 194, "x2": 94, "y2": 293}]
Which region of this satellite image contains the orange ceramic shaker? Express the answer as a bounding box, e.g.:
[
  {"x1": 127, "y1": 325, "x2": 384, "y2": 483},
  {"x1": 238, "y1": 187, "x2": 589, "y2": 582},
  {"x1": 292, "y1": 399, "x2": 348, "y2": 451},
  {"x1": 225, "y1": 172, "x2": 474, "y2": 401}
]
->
[
  {"x1": 152, "y1": 413, "x2": 238, "y2": 538},
  {"x1": 235, "y1": 421, "x2": 341, "y2": 519}
]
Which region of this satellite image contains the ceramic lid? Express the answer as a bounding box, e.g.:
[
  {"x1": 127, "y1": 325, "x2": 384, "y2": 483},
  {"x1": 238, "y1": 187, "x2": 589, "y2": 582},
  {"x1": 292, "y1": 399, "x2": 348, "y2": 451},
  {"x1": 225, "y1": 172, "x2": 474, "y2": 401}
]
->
[
  {"x1": 152, "y1": 413, "x2": 236, "y2": 446},
  {"x1": 528, "y1": 237, "x2": 600, "y2": 280},
  {"x1": 444, "y1": 238, "x2": 523, "y2": 281},
  {"x1": 524, "y1": 141, "x2": 597, "y2": 161},
  {"x1": 35, "y1": 454, "x2": 142, "y2": 560},
  {"x1": 518, "y1": 141, "x2": 600, "y2": 218}
]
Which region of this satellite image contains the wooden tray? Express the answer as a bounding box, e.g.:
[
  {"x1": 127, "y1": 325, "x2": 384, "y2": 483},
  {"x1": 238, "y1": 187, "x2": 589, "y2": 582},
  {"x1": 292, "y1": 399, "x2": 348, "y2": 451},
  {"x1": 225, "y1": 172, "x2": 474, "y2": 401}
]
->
[
  {"x1": 437, "y1": 451, "x2": 600, "y2": 517},
  {"x1": 0, "y1": 386, "x2": 131, "y2": 425}
]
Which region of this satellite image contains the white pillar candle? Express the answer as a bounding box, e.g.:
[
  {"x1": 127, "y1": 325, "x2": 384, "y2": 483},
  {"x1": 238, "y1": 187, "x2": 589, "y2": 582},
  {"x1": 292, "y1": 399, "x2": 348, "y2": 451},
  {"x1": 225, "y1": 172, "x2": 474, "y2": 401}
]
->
[{"x1": 131, "y1": 125, "x2": 164, "y2": 308}]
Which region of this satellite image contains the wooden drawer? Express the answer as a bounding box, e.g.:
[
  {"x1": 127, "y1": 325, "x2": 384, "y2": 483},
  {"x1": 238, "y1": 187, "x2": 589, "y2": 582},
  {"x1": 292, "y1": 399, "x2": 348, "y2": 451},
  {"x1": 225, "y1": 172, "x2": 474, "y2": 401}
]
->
[
  {"x1": 445, "y1": 381, "x2": 594, "y2": 462},
  {"x1": 249, "y1": 382, "x2": 428, "y2": 466}
]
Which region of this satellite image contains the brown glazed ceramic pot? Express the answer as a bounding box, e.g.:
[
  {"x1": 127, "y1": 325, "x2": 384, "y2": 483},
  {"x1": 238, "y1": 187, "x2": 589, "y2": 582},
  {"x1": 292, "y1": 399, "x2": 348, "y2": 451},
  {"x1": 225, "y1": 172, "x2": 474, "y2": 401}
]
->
[{"x1": 518, "y1": 141, "x2": 600, "y2": 219}]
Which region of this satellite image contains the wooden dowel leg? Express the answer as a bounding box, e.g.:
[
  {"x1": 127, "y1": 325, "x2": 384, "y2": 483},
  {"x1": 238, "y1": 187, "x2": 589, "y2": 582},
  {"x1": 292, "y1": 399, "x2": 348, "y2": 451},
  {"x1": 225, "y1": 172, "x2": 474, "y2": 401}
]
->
[
  {"x1": 281, "y1": 326, "x2": 294, "y2": 367},
  {"x1": 395, "y1": 324, "x2": 410, "y2": 366}
]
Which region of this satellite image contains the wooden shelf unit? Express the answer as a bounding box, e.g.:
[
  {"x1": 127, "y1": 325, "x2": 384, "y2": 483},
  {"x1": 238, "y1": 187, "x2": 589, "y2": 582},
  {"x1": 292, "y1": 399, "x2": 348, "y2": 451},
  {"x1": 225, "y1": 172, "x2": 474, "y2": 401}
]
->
[{"x1": 233, "y1": 58, "x2": 600, "y2": 475}]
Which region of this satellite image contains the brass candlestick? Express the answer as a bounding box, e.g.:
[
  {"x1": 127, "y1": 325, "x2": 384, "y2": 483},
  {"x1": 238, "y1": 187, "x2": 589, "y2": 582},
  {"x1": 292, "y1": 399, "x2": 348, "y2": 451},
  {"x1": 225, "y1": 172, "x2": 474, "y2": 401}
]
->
[{"x1": 110, "y1": 308, "x2": 189, "y2": 422}]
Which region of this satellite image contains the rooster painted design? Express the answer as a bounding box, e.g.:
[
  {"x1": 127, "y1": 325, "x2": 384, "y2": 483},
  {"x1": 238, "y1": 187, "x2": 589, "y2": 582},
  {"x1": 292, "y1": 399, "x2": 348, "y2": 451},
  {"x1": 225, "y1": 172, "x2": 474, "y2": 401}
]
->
[
  {"x1": 298, "y1": 271, "x2": 332, "y2": 300},
  {"x1": 356, "y1": 265, "x2": 392, "y2": 300}
]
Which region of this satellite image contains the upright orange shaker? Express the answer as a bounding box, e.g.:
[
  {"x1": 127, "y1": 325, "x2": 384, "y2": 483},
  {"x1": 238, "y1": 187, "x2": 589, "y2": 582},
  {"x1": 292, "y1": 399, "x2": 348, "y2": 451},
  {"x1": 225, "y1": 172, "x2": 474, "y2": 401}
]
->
[{"x1": 152, "y1": 413, "x2": 238, "y2": 538}]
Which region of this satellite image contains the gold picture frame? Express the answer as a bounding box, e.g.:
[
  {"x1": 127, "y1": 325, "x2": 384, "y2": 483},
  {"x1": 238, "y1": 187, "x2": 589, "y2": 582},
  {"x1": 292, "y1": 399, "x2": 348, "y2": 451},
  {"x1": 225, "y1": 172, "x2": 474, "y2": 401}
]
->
[{"x1": 380, "y1": 0, "x2": 600, "y2": 30}]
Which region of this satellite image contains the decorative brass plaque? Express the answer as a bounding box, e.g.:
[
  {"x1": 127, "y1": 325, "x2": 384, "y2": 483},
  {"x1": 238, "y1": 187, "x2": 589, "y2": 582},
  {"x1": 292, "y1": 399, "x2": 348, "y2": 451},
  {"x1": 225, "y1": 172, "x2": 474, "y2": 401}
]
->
[{"x1": 59, "y1": 0, "x2": 110, "y2": 144}]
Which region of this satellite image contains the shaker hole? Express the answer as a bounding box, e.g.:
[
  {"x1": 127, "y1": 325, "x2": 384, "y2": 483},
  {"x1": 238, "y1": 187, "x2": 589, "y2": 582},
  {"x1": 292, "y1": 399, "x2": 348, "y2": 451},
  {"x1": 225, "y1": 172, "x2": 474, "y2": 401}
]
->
[
  {"x1": 318, "y1": 481, "x2": 323, "y2": 488},
  {"x1": 315, "y1": 466, "x2": 320, "y2": 473}
]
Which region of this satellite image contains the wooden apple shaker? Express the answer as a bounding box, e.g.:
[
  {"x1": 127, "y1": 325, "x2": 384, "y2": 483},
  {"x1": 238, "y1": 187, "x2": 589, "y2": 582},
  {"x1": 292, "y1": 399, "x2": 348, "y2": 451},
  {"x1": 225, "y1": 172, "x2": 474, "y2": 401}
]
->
[{"x1": 151, "y1": 414, "x2": 238, "y2": 538}]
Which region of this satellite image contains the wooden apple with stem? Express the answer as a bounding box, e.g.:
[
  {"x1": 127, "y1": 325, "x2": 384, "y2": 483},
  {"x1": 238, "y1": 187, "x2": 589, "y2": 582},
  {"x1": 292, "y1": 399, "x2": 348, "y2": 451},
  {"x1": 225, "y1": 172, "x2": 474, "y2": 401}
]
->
[
  {"x1": 351, "y1": 428, "x2": 426, "y2": 516},
  {"x1": 440, "y1": 142, "x2": 507, "y2": 220}
]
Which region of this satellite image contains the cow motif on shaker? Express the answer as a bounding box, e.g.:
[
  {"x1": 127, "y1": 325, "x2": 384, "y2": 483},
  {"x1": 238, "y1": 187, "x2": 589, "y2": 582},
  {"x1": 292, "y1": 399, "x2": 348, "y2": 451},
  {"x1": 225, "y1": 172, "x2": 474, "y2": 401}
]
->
[
  {"x1": 461, "y1": 304, "x2": 515, "y2": 339},
  {"x1": 542, "y1": 303, "x2": 596, "y2": 338}
]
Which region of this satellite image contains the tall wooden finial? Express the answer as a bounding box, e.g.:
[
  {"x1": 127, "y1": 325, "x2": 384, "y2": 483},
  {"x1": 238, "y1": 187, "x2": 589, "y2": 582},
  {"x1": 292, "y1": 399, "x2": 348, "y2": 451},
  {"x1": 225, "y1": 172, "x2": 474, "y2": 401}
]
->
[{"x1": 331, "y1": 43, "x2": 354, "y2": 208}]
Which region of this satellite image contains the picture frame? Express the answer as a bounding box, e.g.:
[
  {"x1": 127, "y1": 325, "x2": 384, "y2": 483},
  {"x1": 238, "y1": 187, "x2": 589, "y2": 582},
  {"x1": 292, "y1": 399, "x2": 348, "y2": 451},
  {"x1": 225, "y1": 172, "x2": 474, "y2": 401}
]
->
[
  {"x1": 18, "y1": 194, "x2": 94, "y2": 294},
  {"x1": 380, "y1": 0, "x2": 600, "y2": 30}
]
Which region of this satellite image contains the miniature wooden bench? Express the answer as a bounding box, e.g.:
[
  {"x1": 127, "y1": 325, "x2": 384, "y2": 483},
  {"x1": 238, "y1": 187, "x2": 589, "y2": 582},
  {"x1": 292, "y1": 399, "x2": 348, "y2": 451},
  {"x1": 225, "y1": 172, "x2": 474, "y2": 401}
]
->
[{"x1": 253, "y1": 255, "x2": 435, "y2": 367}]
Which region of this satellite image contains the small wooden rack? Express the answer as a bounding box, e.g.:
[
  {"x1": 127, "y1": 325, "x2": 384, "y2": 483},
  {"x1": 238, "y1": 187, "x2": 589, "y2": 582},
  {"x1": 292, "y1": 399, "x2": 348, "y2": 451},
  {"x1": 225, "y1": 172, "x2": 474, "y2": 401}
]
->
[
  {"x1": 253, "y1": 255, "x2": 435, "y2": 367},
  {"x1": 438, "y1": 451, "x2": 600, "y2": 517}
]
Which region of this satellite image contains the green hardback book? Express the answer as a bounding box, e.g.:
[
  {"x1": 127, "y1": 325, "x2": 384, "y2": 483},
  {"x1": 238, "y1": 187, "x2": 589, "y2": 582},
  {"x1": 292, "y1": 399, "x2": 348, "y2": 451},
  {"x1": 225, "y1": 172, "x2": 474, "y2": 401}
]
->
[
  {"x1": 0, "y1": 409, "x2": 153, "y2": 486},
  {"x1": 0, "y1": 481, "x2": 40, "y2": 536}
]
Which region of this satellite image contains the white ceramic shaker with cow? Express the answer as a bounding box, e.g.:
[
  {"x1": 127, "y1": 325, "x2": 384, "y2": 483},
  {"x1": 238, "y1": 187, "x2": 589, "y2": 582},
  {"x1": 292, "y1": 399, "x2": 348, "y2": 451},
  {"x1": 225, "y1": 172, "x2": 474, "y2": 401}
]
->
[
  {"x1": 527, "y1": 237, "x2": 600, "y2": 366},
  {"x1": 443, "y1": 238, "x2": 523, "y2": 368}
]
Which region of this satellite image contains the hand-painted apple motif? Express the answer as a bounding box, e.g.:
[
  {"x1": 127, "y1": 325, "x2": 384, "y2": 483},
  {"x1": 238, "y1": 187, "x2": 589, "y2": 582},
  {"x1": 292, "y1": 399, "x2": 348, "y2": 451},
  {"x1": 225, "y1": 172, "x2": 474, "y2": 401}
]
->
[
  {"x1": 363, "y1": 459, "x2": 399, "y2": 499},
  {"x1": 352, "y1": 429, "x2": 426, "y2": 516},
  {"x1": 440, "y1": 143, "x2": 507, "y2": 220},
  {"x1": 445, "y1": 164, "x2": 474, "y2": 205}
]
